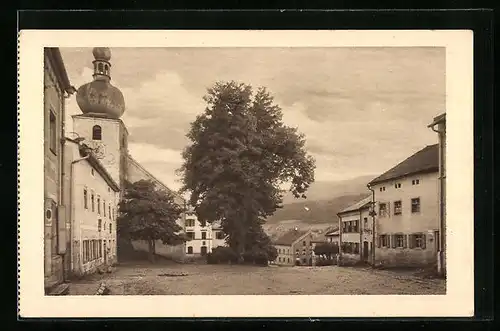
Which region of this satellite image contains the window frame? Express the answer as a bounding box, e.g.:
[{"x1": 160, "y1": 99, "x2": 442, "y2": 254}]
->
[
  {"x1": 92, "y1": 125, "x2": 102, "y2": 141},
  {"x1": 394, "y1": 200, "x2": 402, "y2": 215},
  {"x1": 411, "y1": 197, "x2": 421, "y2": 213},
  {"x1": 49, "y1": 109, "x2": 57, "y2": 155}
]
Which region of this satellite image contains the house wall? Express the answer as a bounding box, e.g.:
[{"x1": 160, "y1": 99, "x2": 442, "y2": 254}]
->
[
  {"x1": 275, "y1": 244, "x2": 294, "y2": 265},
  {"x1": 211, "y1": 228, "x2": 226, "y2": 249},
  {"x1": 291, "y1": 233, "x2": 314, "y2": 266},
  {"x1": 340, "y1": 208, "x2": 373, "y2": 263},
  {"x1": 372, "y1": 171, "x2": 439, "y2": 267},
  {"x1": 44, "y1": 51, "x2": 68, "y2": 290},
  {"x1": 184, "y1": 213, "x2": 213, "y2": 255},
  {"x1": 438, "y1": 120, "x2": 447, "y2": 273},
  {"x1": 71, "y1": 147, "x2": 119, "y2": 276}
]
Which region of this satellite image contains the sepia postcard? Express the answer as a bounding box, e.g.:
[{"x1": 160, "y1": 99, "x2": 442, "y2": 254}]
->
[{"x1": 18, "y1": 30, "x2": 474, "y2": 318}]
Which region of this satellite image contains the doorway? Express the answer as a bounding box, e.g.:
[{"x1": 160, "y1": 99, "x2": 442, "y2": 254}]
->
[
  {"x1": 200, "y1": 246, "x2": 208, "y2": 256},
  {"x1": 363, "y1": 241, "x2": 369, "y2": 262}
]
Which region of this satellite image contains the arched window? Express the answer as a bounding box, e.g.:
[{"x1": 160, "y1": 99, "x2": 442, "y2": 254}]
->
[
  {"x1": 92, "y1": 125, "x2": 102, "y2": 140},
  {"x1": 98, "y1": 63, "x2": 104, "y2": 73},
  {"x1": 104, "y1": 64, "x2": 109, "y2": 76}
]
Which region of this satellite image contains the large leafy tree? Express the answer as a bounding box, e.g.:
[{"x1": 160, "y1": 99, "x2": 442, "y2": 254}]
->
[
  {"x1": 179, "y1": 81, "x2": 315, "y2": 261},
  {"x1": 117, "y1": 179, "x2": 185, "y2": 262}
]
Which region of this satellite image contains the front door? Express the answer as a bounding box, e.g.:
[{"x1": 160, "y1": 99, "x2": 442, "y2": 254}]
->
[
  {"x1": 200, "y1": 246, "x2": 207, "y2": 256},
  {"x1": 363, "y1": 241, "x2": 369, "y2": 261}
]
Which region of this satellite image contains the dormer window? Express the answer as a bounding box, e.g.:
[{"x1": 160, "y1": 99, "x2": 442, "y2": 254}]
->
[{"x1": 92, "y1": 125, "x2": 102, "y2": 140}]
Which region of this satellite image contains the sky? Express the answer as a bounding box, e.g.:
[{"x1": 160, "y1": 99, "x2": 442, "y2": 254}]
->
[{"x1": 60, "y1": 47, "x2": 445, "y2": 191}]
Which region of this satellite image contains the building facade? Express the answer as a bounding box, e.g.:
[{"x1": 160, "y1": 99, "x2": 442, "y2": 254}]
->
[
  {"x1": 64, "y1": 139, "x2": 120, "y2": 276},
  {"x1": 428, "y1": 113, "x2": 446, "y2": 276},
  {"x1": 43, "y1": 48, "x2": 76, "y2": 293},
  {"x1": 338, "y1": 196, "x2": 373, "y2": 264},
  {"x1": 184, "y1": 209, "x2": 212, "y2": 256},
  {"x1": 368, "y1": 144, "x2": 440, "y2": 267},
  {"x1": 273, "y1": 229, "x2": 313, "y2": 266}
]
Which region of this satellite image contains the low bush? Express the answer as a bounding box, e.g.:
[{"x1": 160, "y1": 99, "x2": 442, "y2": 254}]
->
[{"x1": 206, "y1": 246, "x2": 238, "y2": 264}]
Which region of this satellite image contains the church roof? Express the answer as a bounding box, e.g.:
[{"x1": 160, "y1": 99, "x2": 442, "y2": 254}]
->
[
  {"x1": 368, "y1": 144, "x2": 439, "y2": 186},
  {"x1": 127, "y1": 155, "x2": 185, "y2": 204}
]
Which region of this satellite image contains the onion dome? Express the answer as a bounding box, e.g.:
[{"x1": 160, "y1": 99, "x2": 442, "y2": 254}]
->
[{"x1": 76, "y1": 47, "x2": 125, "y2": 119}]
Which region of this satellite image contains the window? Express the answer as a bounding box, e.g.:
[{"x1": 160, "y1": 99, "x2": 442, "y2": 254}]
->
[
  {"x1": 187, "y1": 246, "x2": 193, "y2": 254},
  {"x1": 49, "y1": 110, "x2": 57, "y2": 154},
  {"x1": 394, "y1": 183, "x2": 402, "y2": 189},
  {"x1": 201, "y1": 232, "x2": 207, "y2": 240},
  {"x1": 98, "y1": 219, "x2": 102, "y2": 232},
  {"x1": 288, "y1": 258, "x2": 290, "y2": 263},
  {"x1": 83, "y1": 188, "x2": 88, "y2": 209},
  {"x1": 295, "y1": 249, "x2": 299, "y2": 256},
  {"x1": 98, "y1": 63, "x2": 104, "y2": 73},
  {"x1": 202, "y1": 241, "x2": 206, "y2": 246},
  {"x1": 185, "y1": 219, "x2": 195, "y2": 227},
  {"x1": 379, "y1": 186, "x2": 386, "y2": 192},
  {"x1": 395, "y1": 234, "x2": 405, "y2": 248},
  {"x1": 186, "y1": 232, "x2": 195, "y2": 240},
  {"x1": 215, "y1": 231, "x2": 225, "y2": 240},
  {"x1": 412, "y1": 179, "x2": 420, "y2": 185},
  {"x1": 103, "y1": 201, "x2": 106, "y2": 217},
  {"x1": 394, "y1": 200, "x2": 402, "y2": 215},
  {"x1": 379, "y1": 203, "x2": 387, "y2": 217},
  {"x1": 199, "y1": 220, "x2": 207, "y2": 227},
  {"x1": 364, "y1": 217, "x2": 368, "y2": 226},
  {"x1": 411, "y1": 198, "x2": 421, "y2": 213},
  {"x1": 353, "y1": 220, "x2": 359, "y2": 233},
  {"x1": 97, "y1": 197, "x2": 101, "y2": 214},
  {"x1": 109, "y1": 205, "x2": 111, "y2": 219},
  {"x1": 303, "y1": 241, "x2": 306, "y2": 246},
  {"x1": 379, "y1": 235, "x2": 390, "y2": 248},
  {"x1": 302, "y1": 249, "x2": 306, "y2": 255},
  {"x1": 409, "y1": 234, "x2": 426, "y2": 249},
  {"x1": 91, "y1": 193, "x2": 95, "y2": 212},
  {"x1": 109, "y1": 223, "x2": 112, "y2": 234},
  {"x1": 92, "y1": 125, "x2": 102, "y2": 140}
]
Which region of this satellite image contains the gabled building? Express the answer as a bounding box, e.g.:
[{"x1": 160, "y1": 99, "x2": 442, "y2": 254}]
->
[
  {"x1": 428, "y1": 113, "x2": 446, "y2": 276},
  {"x1": 43, "y1": 48, "x2": 76, "y2": 294},
  {"x1": 324, "y1": 227, "x2": 340, "y2": 245},
  {"x1": 273, "y1": 229, "x2": 313, "y2": 266},
  {"x1": 338, "y1": 196, "x2": 373, "y2": 264},
  {"x1": 368, "y1": 144, "x2": 440, "y2": 267}
]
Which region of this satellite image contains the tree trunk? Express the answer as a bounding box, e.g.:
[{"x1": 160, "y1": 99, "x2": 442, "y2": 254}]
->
[{"x1": 148, "y1": 239, "x2": 156, "y2": 263}]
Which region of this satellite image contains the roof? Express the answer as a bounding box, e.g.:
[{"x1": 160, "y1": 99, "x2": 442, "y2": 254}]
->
[
  {"x1": 325, "y1": 229, "x2": 339, "y2": 236},
  {"x1": 273, "y1": 229, "x2": 311, "y2": 246},
  {"x1": 428, "y1": 113, "x2": 446, "y2": 127},
  {"x1": 127, "y1": 155, "x2": 185, "y2": 204},
  {"x1": 45, "y1": 48, "x2": 74, "y2": 94},
  {"x1": 66, "y1": 138, "x2": 120, "y2": 192},
  {"x1": 338, "y1": 196, "x2": 372, "y2": 215},
  {"x1": 368, "y1": 144, "x2": 439, "y2": 186}
]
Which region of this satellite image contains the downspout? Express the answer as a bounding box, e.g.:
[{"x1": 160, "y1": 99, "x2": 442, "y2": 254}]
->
[
  {"x1": 367, "y1": 184, "x2": 376, "y2": 266},
  {"x1": 337, "y1": 212, "x2": 342, "y2": 266},
  {"x1": 70, "y1": 150, "x2": 90, "y2": 275},
  {"x1": 430, "y1": 123, "x2": 445, "y2": 275}
]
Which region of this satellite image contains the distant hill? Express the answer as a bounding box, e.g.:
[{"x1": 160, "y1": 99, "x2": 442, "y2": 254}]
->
[
  {"x1": 280, "y1": 175, "x2": 375, "y2": 204},
  {"x1": 266, "y1": 193, "x2": 370, "y2": 225}
]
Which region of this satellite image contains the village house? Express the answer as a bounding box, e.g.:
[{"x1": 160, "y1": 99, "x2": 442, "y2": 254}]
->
[
  {"x1": 368, "y1": 144, "x2": 440, "y2": 268},
  {"x1": 324, "y1": 227, "x2": 340, "y2": 245},
  {"x1": 273, "y1": 229, "x2": 313, "y2": 266},
  {"x1": 338, "y1": 196, "x2": 373, "y2": 264},
  {"x1": 428, "y1": 113, "x2": 446, "y2": 276},
  {"x1": 43, "y1": 48, "x2": 76, "y2": 294},
  {"x1": 64, "y1": 138, "x2": 120, "y2": 276},
  {"x1": 184, "y1": 207, "x2": 212, "y2": 256}
]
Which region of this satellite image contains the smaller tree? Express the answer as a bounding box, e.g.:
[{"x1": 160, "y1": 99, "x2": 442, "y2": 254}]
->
[
  {"x1": 314, "y1": 242, "x2": 339, "y2": 260},
  {"x1": 117, "y1": 179, "x2": 185, "y2": 263}
]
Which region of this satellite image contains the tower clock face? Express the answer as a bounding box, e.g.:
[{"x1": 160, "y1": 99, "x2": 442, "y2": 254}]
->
[{"x1": 85, "y1": 140, "x2": 106, "y2": 160}]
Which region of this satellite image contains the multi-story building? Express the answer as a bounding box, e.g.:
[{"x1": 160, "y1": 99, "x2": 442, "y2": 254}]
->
[
  {"x1": 43, "y1": 48, "x2": 76, "y2": 294},
  {"x1": 184, "y1": 209, "x2": 212, "y2": 256},
  {"x1": 64, "y1": 138, "x2": 120, "y2": 276},
  {"x1": 428, "y1": 113, "x2": 446, "y2": 276},
  {"x1": 368, "y1": 144, "x2": 440, "y2": 267},
  {"x1": 273, "y1": 229, "x2": 313, "y2": 266},
  {"x1": 338, "y1": 196, "x2": 373, "y2": 264},
  {"x1": 324, "y1": 227, "x2": 340, "y2": 245}
]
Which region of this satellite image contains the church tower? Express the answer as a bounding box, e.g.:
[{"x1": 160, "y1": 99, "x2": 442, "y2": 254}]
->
[{"x1": 73, "y1": 47, "x2": 128, "y2": 193}]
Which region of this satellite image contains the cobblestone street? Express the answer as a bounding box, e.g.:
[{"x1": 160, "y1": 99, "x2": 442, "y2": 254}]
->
[{"x1": 69, "y1": 262, "x2": 446, "y2": 295}]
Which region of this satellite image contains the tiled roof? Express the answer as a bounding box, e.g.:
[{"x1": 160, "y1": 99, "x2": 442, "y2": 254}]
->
[
  {"x1": 338, "y1": 196, "x2": 372, "y2": 214},
  {"x1": 273, "y1": 229, "x2": 310, "y2": 246},
  {"x1": 369, "y1": 144, "x2": 439, "y2": 185}
]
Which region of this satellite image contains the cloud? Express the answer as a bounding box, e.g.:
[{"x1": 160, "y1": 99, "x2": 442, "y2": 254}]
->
[{"x1": 60, "y1": 46, "x2": 445, "y2": 189}]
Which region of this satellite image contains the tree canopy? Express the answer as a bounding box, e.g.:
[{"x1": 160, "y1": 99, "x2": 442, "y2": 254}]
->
[
  {"x1": 117, "y1": 179, "x2": 185, "y2": 262},
  {"x1": 179, "y1": 81, "x2": 315, "y2": 260}
]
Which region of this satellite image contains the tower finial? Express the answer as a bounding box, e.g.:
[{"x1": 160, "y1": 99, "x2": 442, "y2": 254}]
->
[{"x1": 92, "y1": 47, "x2": 112, "y2": 81}]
